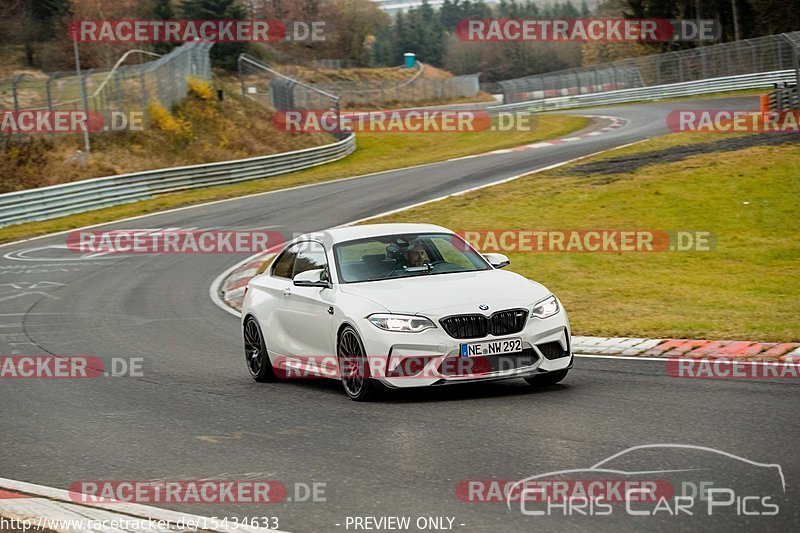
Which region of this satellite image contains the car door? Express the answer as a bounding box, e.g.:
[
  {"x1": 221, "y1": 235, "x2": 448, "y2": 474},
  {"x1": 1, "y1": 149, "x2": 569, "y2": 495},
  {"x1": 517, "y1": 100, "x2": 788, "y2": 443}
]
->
[
  {"x1": 254, "y1": 242, "x2": 300, "y2": 359},
  {"x1": 276, "y1": 241, "x2": 336, "y2": 365}
]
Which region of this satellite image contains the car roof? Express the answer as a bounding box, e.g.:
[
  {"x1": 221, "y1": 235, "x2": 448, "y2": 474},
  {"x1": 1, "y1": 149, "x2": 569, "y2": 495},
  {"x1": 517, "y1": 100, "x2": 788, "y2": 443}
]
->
[{"x1": 294, "y1": 223, "x2": 453, "y2": 248}]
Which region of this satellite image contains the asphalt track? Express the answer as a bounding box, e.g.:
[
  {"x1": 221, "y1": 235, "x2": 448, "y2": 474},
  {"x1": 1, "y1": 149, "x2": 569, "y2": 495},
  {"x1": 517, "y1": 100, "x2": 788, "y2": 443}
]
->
[{"x1": 2, "y1": 96, "x2": 798, "y2": 532}]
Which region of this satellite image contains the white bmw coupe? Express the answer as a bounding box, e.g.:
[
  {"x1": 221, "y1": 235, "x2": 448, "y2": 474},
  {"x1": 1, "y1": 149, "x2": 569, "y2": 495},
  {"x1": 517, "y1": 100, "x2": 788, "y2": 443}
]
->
[{"x1": 242, "y1": 223, "x2": 572, "y2": 401}]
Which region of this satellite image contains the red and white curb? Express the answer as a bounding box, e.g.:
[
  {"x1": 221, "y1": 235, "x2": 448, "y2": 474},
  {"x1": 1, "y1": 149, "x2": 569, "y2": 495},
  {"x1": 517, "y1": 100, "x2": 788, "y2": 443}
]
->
[
  {"x1": 571, "y1": 336, "x2": 800, "y2": 361},
  {"x1": 0, "y1": 479, "x2": 286, "y2": 533},
  {"x1": 216, "y1": 252, "x2": 275, "y2": 314},
  {"x1": 451, "y1": 115, "x2": 627, "y2": 160},
  {"x1": 208, "y1": 127, "x2": 796, "y2": 364},
  {"x1": 214, "y1": 260, "x2": 798, "y2": 363}
]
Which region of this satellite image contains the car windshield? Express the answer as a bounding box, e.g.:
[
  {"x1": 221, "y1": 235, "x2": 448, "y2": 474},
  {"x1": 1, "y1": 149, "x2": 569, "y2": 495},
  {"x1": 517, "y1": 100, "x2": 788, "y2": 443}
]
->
[{"x1": 334, "y1": 232, "x2": 490, "y2": 283}]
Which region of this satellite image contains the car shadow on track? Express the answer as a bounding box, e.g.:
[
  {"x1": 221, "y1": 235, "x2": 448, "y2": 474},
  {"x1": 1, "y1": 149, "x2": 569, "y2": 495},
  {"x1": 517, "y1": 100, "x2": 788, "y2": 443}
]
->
[{"x1": 265, "y1": 377, "x2": 571, "y2": 404}]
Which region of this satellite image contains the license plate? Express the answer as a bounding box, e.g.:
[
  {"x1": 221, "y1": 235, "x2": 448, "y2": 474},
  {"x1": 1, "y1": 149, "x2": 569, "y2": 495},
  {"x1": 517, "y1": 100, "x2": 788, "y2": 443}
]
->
[{"x1": 460, "y1": 338, "x2": 522, "y2": 357}]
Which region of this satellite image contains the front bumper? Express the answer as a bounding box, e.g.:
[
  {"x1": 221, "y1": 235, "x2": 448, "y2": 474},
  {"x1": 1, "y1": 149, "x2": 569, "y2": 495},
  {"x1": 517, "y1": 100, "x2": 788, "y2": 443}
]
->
[{"x1": 357, "y1": 307, "x2": 572, "y2": 389}]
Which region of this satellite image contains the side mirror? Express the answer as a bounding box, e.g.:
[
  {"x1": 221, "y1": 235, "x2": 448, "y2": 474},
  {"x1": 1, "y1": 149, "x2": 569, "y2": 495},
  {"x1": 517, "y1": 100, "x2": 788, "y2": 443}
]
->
[
  {"x1": 293, "y1": 268, "x2": 330, "y2": 288},
  {"x1": 484, "y1": 253, "x2": 510, "y2": 269}
]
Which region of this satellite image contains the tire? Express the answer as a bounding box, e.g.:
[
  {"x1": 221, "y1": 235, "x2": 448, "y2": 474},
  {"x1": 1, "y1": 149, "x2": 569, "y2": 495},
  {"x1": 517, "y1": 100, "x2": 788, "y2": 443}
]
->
[
  {"x1": 337, "y1": 325, "x2": 382, "y2": 401},
  {"x1": 243, "y1": 316, "x2": 277, "y2": 382},
  {"x1": 524, "y1": 369, "x2": 569, "y2": 387}
]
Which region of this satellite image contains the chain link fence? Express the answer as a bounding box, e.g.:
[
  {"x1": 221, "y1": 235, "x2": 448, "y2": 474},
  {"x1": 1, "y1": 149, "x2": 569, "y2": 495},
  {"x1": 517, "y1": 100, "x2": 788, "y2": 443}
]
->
[
  {"x1": 238, "y1": 54, "x2": 479, "y2": 110},
  {"x1": 499, "y1": 32, "x2": 800, "y2": 104},
  {"x1": 238, "y1": 53, "x2": 341, "y2": 111},
  {"x1": 323, "y1": 71, "x2": 481, "y2": 108},
  {"x1": 238, "y1": 53, "x2": 348, "y2": 140},
  {"x1": 1, "y1": 42, "x2": 212, "y2": 142}
]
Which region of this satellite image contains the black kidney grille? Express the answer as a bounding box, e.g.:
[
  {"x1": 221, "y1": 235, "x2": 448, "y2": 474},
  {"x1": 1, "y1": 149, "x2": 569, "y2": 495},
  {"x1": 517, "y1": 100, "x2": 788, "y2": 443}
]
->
[
  {"x1": 440, "y1": 309, "x2": 528, "y2": 339},
  {"x1": 490, "y1": 309, "x2": 528, "y2": 336},
  {"x1": 440, "y1": 314, "x2": 488, "y2": 339}
]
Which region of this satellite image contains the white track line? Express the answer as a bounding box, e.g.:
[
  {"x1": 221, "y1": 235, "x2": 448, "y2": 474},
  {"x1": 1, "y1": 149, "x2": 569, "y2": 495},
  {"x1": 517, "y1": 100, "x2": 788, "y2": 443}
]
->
[
  {"x1": 209, "y1": 139, "x2": 646, "y2": 318},
  {"x1": 341, "y1": 140, "x2": 644, "y2": 227},
  {"x1": 574, "y1": 354, "x2": 666, "y2": 361},
  {"x1": 0, "y1": 154, "x2": 503, "y2": 252},
  {"x1": 2, "y1": 120, "x2": 635, "y2": 528},
  {"x1": 575, "y1": 354, "x2": 800, "y2": 364},
  {"x1": 0, "y1": 114, "x2": 625, "y2": 252}
]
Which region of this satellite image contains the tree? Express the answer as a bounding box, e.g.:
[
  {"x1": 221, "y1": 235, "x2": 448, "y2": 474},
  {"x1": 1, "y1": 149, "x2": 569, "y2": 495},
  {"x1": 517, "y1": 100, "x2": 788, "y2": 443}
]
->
[
  {"x1": 181, "y1": 0, "x2": 246, "y2": 70},
  {"x1": 749, "y1": 0, "x2": 800, "y2": 37},
  {"x1": 322, "y1": 0, "x2": 389, "y2": 65},
  {"x1": 151, "y1": 0, "x2": 176, "y2": 55},
  {"x1": 0, "y1": 0, "x2": 71, "y2": 66}
]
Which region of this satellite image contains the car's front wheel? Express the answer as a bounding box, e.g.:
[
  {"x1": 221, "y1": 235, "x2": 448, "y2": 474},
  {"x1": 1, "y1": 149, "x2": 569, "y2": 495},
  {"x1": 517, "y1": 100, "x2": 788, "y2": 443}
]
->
[
  {"x1": 337, "y1": 325, "x2": 381, "y2": 401},
  {"x1": 243, "y1": 316, "x2": 277, "y2": 382},
  {"x1": 524, "y1": 369, "x2": 569, "y2": 387}
]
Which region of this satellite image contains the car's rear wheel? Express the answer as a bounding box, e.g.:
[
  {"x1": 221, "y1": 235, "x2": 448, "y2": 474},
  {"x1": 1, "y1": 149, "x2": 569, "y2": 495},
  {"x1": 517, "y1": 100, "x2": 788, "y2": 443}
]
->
[
  {"x1": 243, "y1": 316, "x2": 277, "y2": 382},
  {"x1": 338, "y1": 326, "x2": 381, "y2": 401},
  {"x1": 524, "y1": 369, "x2": 568, "y2": 387}
]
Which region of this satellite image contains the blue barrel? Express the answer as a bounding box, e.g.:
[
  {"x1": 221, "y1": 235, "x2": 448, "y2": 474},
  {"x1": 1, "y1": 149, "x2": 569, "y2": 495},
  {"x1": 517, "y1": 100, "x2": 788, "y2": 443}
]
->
[{"x1": 403, "y1": 53, "x2": 416, "y2": 68}]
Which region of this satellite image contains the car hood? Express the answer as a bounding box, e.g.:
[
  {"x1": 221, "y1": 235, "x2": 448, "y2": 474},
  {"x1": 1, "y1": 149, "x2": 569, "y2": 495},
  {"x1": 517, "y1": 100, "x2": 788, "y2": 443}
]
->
[{"x1": 338, "y1": 269, "x2": 551, "y2": 317}]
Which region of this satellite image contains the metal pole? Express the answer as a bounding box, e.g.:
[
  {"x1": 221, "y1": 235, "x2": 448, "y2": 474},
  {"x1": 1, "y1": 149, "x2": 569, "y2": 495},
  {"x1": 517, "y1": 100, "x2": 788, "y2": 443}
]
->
[
  {"x1": 73, "y1": 39, "x2": 91, "y2": 154},
  {"x1": 794, "y1": 46, "x2": 800, "y2": 95},
  {"x1": 238, "y1": 56, "x2": 246, "y2": 95},
  {"x1": 12, "y1": 75, "x2": 22, "y2": 143}
]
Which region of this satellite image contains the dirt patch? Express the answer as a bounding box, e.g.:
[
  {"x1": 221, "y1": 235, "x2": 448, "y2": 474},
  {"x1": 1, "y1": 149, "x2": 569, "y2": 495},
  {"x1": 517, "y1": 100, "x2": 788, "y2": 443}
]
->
[{"x1": 571, "y1": 133, "x2": 800, "y2": 175}]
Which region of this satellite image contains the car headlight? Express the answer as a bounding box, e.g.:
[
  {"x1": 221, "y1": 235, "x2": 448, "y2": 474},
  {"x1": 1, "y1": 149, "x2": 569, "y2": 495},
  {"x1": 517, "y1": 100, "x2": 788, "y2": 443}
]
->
[
  {"x1": 368, "y1": 314, "x2": 436, "y2": 333},
  {"x1": 531, "y1": 295, "x2": 559, "y2": 319}
]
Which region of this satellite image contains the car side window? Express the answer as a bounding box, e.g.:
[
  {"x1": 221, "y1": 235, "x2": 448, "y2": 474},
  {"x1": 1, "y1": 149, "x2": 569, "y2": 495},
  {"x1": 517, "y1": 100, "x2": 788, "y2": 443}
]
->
[
  {"x1": 272, "y1": 245, "x2": 299, "y2": 279},
  {"x1": 293, "y1": 242, "x2": 328, "y2": 278}
]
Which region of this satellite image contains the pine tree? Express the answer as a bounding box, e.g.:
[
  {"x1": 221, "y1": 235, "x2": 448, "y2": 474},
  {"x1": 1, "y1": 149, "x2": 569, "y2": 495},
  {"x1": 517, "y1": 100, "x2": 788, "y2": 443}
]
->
[
  {"x1": 152, "y1": 0, "x2": 177, "y2": 55},
  {"x1": 180, "y1": 0, "x2": 246, "y2": 70}
]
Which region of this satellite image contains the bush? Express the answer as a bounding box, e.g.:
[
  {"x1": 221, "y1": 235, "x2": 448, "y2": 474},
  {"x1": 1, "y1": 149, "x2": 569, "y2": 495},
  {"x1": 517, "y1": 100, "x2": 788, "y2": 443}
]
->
[
  {"x1": 0, "y1": 137, "x2": 54, "y2": 193},
  {"x1": 188, "y1": 77, "x2": 214, "y2": 101},
  {"x1": 146, "y1": 100, "x2": 191, "y2": 138}
]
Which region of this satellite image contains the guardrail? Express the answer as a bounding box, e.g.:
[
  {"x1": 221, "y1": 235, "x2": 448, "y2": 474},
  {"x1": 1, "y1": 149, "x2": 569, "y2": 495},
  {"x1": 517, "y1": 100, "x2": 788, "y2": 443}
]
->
[
  {"x1": 0, "y1": 133, "x2": 355, "y2": 227},
  {"x1": 769, "y1": 85, "x2": 799, "y2": 110},
  {"x1": 492, "y1": 70, "x2": 797, "y2": 113},
  {"x1": 2, "y1": 65, "x2": 791, "y2": 228}
]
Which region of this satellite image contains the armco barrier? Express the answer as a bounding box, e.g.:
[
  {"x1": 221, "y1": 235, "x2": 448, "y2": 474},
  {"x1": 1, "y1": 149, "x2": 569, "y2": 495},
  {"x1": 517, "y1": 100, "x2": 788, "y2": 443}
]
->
[
  {"x1": 492, "y1": 70, "x2": 797, "y2": 113},
  {"x1": 2, "y1": 67, "x2": 791, "y2": 228},
  {"x1": 0, "y1": 133, "x2": 355, "y2": 227}
]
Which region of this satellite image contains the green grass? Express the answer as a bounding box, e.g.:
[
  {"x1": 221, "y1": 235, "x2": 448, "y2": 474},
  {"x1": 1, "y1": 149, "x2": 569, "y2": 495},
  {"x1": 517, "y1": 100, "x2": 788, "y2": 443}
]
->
[
  {"x1": 0, "y1": 114, "x2": 589, "y2": 243},
  {"x1": 370, "y1": 131, "x2": 800, "y2": 342}
]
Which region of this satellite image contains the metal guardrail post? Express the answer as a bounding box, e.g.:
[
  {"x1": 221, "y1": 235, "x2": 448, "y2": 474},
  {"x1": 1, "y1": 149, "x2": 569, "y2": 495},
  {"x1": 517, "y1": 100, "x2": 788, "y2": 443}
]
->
[
  {"x1": 238, "y1": 56, "x2": 246, "y2": 95},
  {"x1": 781, "y1": 33, "x2": 800, "y2": 94},
  {"x1": 12, "y1": 75, "x2": 23, "y2": 143}
]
